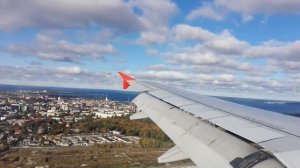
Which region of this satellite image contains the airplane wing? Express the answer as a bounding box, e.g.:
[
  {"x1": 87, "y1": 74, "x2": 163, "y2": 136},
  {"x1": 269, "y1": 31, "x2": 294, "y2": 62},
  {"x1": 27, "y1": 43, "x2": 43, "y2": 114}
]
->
[{"x1": 118, "y1": 72, "x2": 300, "y2": 168}]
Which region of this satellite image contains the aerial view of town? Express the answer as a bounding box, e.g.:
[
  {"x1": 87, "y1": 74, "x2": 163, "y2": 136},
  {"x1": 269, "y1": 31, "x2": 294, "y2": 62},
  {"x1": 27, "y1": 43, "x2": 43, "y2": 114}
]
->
[
  {"x1": 2, "y1": 0, "x2": 300, "y2": 167},
  {"x1": 0, "y1": 87, "x2": 175, "y2": 168}
]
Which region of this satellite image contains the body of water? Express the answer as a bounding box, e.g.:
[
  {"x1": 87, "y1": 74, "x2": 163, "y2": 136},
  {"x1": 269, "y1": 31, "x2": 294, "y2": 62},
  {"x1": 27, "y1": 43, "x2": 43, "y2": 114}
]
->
[
  {"x1": 1, "y1": 84, "x2": 299, "y2": 116},
  {"x1": 217, "y1": 96, "x2": 300, "y2": 116},
  {"x1": 0, "y1": 84, "x2": 137, "y2": 102}
]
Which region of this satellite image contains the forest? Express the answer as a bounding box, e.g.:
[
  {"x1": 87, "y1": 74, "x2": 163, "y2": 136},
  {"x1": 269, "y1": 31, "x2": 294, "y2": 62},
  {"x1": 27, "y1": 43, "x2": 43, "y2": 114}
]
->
[
  {"x1": 9, "y1": 115, "x2": 174, "y2": 148},
  {"x1": 76, "y1": 116, "x2": 173, "y2": 148}
]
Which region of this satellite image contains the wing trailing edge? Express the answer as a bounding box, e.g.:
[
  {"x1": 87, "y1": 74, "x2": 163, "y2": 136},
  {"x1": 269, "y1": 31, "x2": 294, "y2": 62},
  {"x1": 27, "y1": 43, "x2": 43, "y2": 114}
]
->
[
  {"x1": 158, "y1": 145, "x2": 189, "y2": 163},
  {"x1": 130, "y1": 111, "x2": 149, "y2": 120}
]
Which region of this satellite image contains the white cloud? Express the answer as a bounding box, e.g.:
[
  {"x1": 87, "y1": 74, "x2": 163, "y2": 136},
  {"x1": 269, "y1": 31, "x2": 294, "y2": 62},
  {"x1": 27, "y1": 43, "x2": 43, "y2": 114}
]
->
[
  {"x1": 242, "y1": 15, "x2": 254, "y2": 23},
  {"x1": 0, "y1": 0, "x2": 299, "y2": 100},
  {"x1": 146, "y1": 64, "x2": 169, "y2": 71},
  {"x1": 245, "y1": 40, "x2": 300, "y2": 61},
  {"x1": 130, "y1": 0, "x2": 177, "y2": 30},
  {"x1": 204, "y1": 30, "x2": 249, "y2": 55},
  {"x1": 130, "y1": 0, "x2": 178, "y2": 45},
  {"x1": 170, "y1": 24, "x2": 300, "y2": 73},
  {"x1": 0, "y1": 0, "x2": 142, "y2": 32},
  {"x1": 195, "y1": 74, "x2": 214, "y2": 82},
  {"x1": 172, "y1": 25, "x2": 249, "y2": 55},
  {"x1": 135, "y1": 67, "x2": 300, "y2": 100},
  {"x1": 137, "y1": 70, "x2": 187, "y2": 81},
  {"x1": 0, "y1": 65, "x2": 116, "y2": 88},
  {"x1": 215, "y1": 0, "x2": 300, "y2": 15},
  {"x1": 187, "y1": 6, "x2": 223, "y2": 21},
  {"x1": 267, "y1": 59, "x2": 300, "y2": 72},
  {"x1": 146, "y1": 48, "x2": 160, "y2": 56},
  {"x1": 241, "y1": 40, "x2": 300, "y2": 72},
  {"x1": 172, "y1": 24, "x2": 216, "y2": 41},
  {"x1": 140, "y1": 22, "x2": 300, "y2": 99},
  {"x1": 168, "y1": 52, "x2": 221, "y2": 65},
  {"x1": 193, "y1": 73, "x2": 235, "y2": 83},
  {"x1": 0, "y1": 0, "x2": 177, "y2": 46},
  {"x1": 222, "y1": 59, "x2": 252, "y2": 71},
  {"x1": 188, "y1": 0, "x2": 300, "y2": 22},
  {"x1": 56, "y1": 66, "x2": 82, "y2": 75},
  {"x1": 138, "y1": 31, "x2": 168, "y2": 45},
  {"x1": 2, "y1": 34, "x2": 116, "y2": 63},
  {"x1": 218, "y1": 74, "x2": 235, "y2": 82}
]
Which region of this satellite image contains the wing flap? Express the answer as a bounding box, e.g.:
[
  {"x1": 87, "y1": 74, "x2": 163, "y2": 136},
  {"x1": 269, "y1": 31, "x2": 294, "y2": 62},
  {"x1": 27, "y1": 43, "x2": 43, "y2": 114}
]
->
[
  {"x1": 158, "y1": 145, "x2": 189, "y2": 163},
  {"x1": 163, "y1": 96, "x2": 195, "y2": 107},
  {"x1": 274, "y1": 151, "x2": 300, "y2": 168},
  {"x1": 149, "y1": 89, "x2": 175, "y2": 98},
  {"x1": 210, "y1": 116, "x2": 286, "y2": 143},
  {"x1": 259, "y1": 135, "x2": 300, "y2": 152},
  {"x1": 130, "y1": 111, "x2": 149, "y2": 120},
  {"x1": 181, "y1": 104, "x2": 228, "y2": 120}
]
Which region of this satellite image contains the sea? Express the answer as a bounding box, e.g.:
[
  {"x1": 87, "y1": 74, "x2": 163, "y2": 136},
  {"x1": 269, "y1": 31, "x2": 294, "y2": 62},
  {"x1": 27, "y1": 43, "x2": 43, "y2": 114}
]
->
[{"x1": 1, "y1": 84, "x2": 300, "y2": 117}]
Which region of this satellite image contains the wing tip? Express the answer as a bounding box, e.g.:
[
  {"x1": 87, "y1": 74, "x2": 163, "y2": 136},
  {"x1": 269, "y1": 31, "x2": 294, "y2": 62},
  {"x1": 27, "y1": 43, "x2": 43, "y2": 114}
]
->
[
  {"x1": 118, "y1": 72, "x2": 134, "y2": 89},
  {"x1": 118, "y1": 72, "x2": 134, "y2": 81}
]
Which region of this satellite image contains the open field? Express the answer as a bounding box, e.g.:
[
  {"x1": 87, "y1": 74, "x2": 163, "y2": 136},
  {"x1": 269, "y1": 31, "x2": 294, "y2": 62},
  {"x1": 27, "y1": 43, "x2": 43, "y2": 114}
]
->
[{"x1": 0, "y1": 145, "x2": 170, "y2": 168}]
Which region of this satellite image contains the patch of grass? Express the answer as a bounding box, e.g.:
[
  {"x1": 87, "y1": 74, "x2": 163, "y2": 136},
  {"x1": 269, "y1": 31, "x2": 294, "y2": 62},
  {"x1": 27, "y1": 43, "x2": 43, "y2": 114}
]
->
[{"x1": 0, "y1": 145, "x2": 170, "y2": 168}]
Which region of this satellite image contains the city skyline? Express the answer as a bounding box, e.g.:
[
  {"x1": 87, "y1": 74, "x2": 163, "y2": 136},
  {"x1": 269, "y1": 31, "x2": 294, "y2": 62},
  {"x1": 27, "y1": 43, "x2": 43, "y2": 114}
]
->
[{"x1": 1, "y1": 0, "x2": 300, "y2": 100}]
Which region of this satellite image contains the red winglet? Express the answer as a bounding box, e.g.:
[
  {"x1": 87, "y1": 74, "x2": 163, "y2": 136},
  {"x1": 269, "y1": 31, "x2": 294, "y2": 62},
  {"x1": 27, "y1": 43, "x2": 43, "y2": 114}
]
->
[{"x1": 118, "y1": 72, "x2": 135, "y2": 89}]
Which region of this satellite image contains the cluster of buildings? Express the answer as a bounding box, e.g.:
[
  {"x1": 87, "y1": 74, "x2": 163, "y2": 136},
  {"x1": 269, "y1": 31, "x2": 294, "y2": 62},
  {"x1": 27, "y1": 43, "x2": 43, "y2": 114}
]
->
[
  {"x1": 0, "y1": 90, "x2": 137, "y2": 148},
  {"x1": 17, "y1": 133, "x2": 140, "y2": 147},
  {"x1": 0, "y1": 90, "x2": 135, "y2": 121},
  {"x1": 55, "y1": 134, "x2": 140, "y2": 147}
]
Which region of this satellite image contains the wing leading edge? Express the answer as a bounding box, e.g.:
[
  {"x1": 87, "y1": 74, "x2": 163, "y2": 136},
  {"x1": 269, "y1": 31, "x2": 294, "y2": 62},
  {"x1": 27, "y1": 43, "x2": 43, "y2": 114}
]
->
[{"x1": 118, "y1": 72, "x2": 300, "y2": 168}]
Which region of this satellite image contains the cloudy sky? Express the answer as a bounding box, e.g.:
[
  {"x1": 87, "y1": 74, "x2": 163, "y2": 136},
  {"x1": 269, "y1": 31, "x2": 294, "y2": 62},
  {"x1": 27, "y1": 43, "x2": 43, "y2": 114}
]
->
[{"x1": 1, "y1": 0, "x2": 300, "y2": 100}]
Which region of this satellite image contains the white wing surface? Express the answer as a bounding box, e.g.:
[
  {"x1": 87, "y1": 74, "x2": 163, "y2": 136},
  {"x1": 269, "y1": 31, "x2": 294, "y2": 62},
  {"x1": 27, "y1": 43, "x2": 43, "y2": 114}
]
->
[{"x1": 118, "y1": 72, "x2": 300, "y2": 168}]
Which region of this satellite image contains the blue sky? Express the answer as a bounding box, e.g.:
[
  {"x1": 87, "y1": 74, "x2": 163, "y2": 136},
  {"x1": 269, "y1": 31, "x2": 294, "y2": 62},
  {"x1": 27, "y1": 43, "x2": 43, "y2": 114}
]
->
[{"x1": 1, "y1": 0, "x2": 300, "y2": 101}]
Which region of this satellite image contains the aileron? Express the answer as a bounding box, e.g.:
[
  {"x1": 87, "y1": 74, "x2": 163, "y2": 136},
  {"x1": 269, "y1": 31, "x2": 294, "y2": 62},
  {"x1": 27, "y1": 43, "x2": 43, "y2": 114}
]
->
[{"x1": 181, "y1": 104, "x2": 228, "y2": 120}]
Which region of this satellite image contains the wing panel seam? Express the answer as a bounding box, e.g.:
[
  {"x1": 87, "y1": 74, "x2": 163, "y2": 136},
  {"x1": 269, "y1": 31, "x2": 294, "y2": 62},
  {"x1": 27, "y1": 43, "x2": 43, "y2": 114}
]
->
[{"x1": 143, "y1": 82, "x2": 298, "y2": 138}]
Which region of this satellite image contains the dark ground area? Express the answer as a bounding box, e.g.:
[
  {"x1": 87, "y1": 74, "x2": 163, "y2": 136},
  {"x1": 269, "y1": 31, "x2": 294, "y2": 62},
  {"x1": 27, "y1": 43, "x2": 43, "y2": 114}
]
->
[{"x1": 0, "y1": 145, "x2": 170, "y2": 168}]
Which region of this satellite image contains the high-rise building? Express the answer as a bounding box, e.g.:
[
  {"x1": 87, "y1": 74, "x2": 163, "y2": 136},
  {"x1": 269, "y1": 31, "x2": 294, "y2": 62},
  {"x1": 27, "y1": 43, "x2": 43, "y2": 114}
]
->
[{"x1": 11, "y1": 104, "x2": 21, "y2": 113}]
